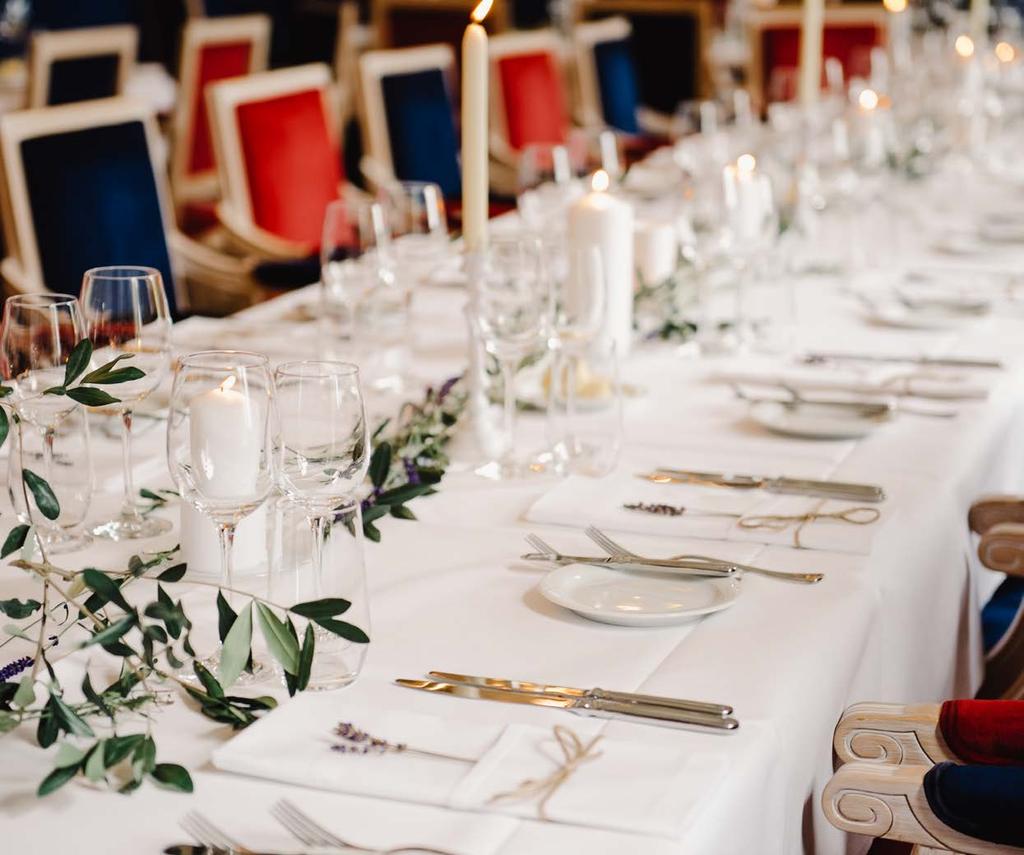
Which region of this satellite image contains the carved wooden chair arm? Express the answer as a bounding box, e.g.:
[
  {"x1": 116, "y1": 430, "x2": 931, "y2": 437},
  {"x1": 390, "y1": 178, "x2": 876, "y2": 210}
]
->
[
  {"x1": 969, "y1": 495, "x2": 1024, "y2": 535},
  {"x1": 834, "y1": 702, "x2": 951, "y2": 768},
  {"x1": 214, "y1": 202, "x2": 314, "y2": 260},
  {"x1": 976, "y1": 522, "x2": 1024, "y2": 575},
  {"x1": 822, "y1": 762, "x2": 1024, "y2": 855}
]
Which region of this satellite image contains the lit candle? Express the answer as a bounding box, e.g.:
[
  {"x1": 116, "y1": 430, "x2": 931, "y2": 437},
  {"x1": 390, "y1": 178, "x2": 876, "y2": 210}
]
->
[
  {"x1": 722, "y1": 154, "x2": 765, "y2": 243},
  {"x1": 857, "y1": 88, "x2": 886, "y2": 167},
  {"x1": 799, "y1": 0, "x2": 825, "y2": 107},
  {"x1": 189, "y1": 376, "x2": 262, "y2": 499},
  {"x1": 883, "y1": 0, "x2": 911, "y2": 71},
  {"x1": 461, "y1": 0, "x2": 492, "y2": 253},
  {"x1": 568, "y1": 170, "x2": 634, "y2": 355},
  {"x1": 970, "y1": 0, "x2": 989, "y2": 46}
]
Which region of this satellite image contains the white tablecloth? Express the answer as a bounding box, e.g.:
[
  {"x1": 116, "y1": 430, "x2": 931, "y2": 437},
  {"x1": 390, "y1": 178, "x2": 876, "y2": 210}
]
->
[{"x1": 3, "y1": 168, "x2": 1024, "y2": 855}]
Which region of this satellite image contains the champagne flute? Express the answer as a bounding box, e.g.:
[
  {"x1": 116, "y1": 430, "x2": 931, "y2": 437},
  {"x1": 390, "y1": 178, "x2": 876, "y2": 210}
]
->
[
  {"x1": 167, "y1": 350, "x2": 277, "y2": 682},
  {"x1": 81, "y1": 267, "x2": 172, "y2": 540}
]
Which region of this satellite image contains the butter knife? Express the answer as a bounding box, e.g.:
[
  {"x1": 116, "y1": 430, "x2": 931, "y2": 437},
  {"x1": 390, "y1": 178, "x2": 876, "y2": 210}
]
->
[
  {"x1": 647, "y1": 469, "x2": 886, "y2": 503},
  {"x1": 520, "y1": 550, "x2": 738, "y2": 577},
  {"x1": 427, "y1": 671, "x2": 733, "y2": 716},
  {"x1": 396, "y1": 679, "x2": 739, "y2": 733},
  {"x1": 800, "y1": 351, "x2": 1003, "y2": 370}
]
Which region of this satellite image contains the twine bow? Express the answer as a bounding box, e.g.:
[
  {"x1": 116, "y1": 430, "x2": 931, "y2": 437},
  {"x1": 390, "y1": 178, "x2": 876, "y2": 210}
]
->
[
  {"x1": 488, "y1": 726, "x2": 603, "y2": 820},
  {"x1": 738, "y1": 502, "x2": 880, "y2": 549}
]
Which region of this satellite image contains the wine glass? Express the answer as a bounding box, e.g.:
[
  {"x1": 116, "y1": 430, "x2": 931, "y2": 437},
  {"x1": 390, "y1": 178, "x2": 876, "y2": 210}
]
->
[
  {"x1": 516, "y1": 142, "x2": 585, "y2": 234},
  {"x1": 167, "y1": 350, "x2": 277, "y2": 682},
  {"x1": 0, "y1": 293, "x2": 88, "y2": 550},
  {"x1": 473, "y1": 235, "x2": 553, "y2": 479},
  {"x1": 274, "y1": 359, "x2": 369, "y2": 580},
  {"x1": 379, "y1": 181, "x2": 449, "y2": 282},
  {"x1": 80, "y1": 266, "x2": 172, "y2": 540}
]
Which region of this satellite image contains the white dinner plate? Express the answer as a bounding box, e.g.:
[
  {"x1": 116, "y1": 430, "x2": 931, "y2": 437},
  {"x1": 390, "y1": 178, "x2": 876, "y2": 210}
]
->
[
  {"x1": 539, "y1": 563, "x2": 741, "y2": 627},
  {"x1": 862, "y1": 301, "x2": 982, "y2": 331},
  {"x1": 747, "y1": 400, "x2": 887, "y2": 440}
]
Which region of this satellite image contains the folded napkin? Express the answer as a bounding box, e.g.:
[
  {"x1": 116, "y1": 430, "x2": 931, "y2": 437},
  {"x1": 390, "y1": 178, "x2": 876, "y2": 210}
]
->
[
  {"x1": 525, "y1": 466, "x2": 883, "y2": 554},
  {"x1": 213, "y1": 691, "x2": 727, "y2": 839}
]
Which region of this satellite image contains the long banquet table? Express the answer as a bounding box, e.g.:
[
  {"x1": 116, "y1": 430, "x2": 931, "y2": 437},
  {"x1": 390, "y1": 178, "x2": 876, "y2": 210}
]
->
[{"x1": 3, "y1": 166, "x2": 1024, "y2": 855}]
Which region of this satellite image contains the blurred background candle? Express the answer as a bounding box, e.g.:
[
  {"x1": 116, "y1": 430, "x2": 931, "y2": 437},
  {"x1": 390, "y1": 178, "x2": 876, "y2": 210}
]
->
[
  {"x1": 461, "y1": 0, "x2": 492, "y2": 253},
  {"x1": 799, "y1": 0, "x2": 824, "y2": 106},
  {"x1": 722, "y1": 154, "x2": 764, "y2": 242},
  {"x1": 568, "y1": 170, "x2": 634, "y2": 355}
]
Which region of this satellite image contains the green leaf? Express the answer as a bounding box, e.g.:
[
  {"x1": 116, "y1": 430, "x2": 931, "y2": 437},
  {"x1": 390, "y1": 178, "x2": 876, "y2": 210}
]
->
[
  {"x1": 1, "y1": 524, "x2": 31, "y2": 558},
  {"x1": 55, "y1": 741, "x2": 87, "y2": 768},
  {"x1": 150, "y1": 763, "x2": 193, "y2": 793},
  {"x1": 81, "y1": 366, "x2": 144, "y2": 385},
  {"x1": 13, "y1": 675, "x2": 35, "y2": 709},
  {"x1": 103, "y1": 734, "x2": 145, "y2": 767},
  {"x1": 156, "y1": 563, "x2": 186, "y2": 583},
  {"x1": 369, "y1": 441, "x2": 392, "y2": 489},
  {"x1": 0, "y1": 405, "x2": 8, "y2": 452},
  {"x1": 296, "y1": 623, "x2": 315, "y2": 692},
  {"x1": 255, "y1": 602, "x2": 300, "y2": 675},
  {"x1": 83, "y1": 614, "x2": 136, "y2": 649},
  {"x1": 0, "y1": 711, "x2": 18, "y2": 734},
  {"x1": 79, "y1": 352, "x2": 134, "y2": 384},
  {"x1": 288, "y1": 598, "x2": 351, "y2": 620},
  {"x1": 363, "y1": 520, "x2": 381, "y2": 543},
  {"x1": 390, "y1": 504, "x2": 416, "y2": 521},
  {"x1": 22, "y1": 469, "x2": 60, "y2": 520},
  {"x1": 0, "y1": 595, "x2": 41, "y2": 618},
  {"x1": 84, "y1": 744, "x2": 107, "y2": 782},
  {"x1": 82, "y1": 568, "x2": 132, "y2": 612},
  {"x1": 42, "y1": 386, "x2": 66, "y2": 396},
  {"x1": 65, "y1": 387, "x2": 120, "y2": 407},
  {"x1": 50, "y1": 692, "x2": 94, "y2": 738},
  {"x1": 37, "y1": 698, "x2": 59, "y2": 747},
  {"x1": 218, "y1": 602, "x2": 252, "y2": 690},
  {"x1": 216, "y1": 591, "x2": 237, "y2": 643},
  {"x1": 81, "y1": 674, "x2": 112, "y2": 718},
  {"x1": 312, "y1": 617, "x2": 369, "y2": 644},
  {"x1": 37, "y1": 763, "x2": 79, "y2": 796},
  {"x1": 192, "y1": 661, "x2": 224, "y2": 699},
  {"x1": 361, "y1": 504, "x2": 389, "y2": 525},
  {"x1": 132, "y1": 736, "x2": 156, "y2": 776},
  {"x1": 62, "y1": 339, "x2": 93, "y2": 387}
]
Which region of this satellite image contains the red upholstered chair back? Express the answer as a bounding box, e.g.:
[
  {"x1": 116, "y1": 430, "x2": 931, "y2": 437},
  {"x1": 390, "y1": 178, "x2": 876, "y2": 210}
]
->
[
  {"x1": 234, "y1": 87, "x2": 344, "y2": 245},
  {"x1": 496, "y1": 51, "x2": 569, "y2": 149},
  {"x1": 761, "y1": 23, "x2": 883, "y2": 98},
  {"x1": 189, "y1": 42, "x2": 253, "y2": 176}
]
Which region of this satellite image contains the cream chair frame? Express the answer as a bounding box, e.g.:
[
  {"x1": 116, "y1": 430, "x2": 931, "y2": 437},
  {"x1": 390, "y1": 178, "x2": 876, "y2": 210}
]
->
[
  {"x1": 357, "y1": 43, "x2": 456, "y2": 191},
  {"x1": 26, "y1": 24, "x2": 138, "y2": 108},
  {"x1": 335, "y1": 1, "x2": 378, "y2": 130},
  {"x1": 170, "y1": 13, "x2": 271, "y2": 207},
  {"x1": 206, "y1": 63, "x2": 342, "y2": 259},
  {"x1": 0, "y1": 97, "x2": 253, "y2": 312}
]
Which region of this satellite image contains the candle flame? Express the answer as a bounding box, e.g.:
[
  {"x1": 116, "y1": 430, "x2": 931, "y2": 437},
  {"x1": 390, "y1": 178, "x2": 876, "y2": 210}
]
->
[
  {"x1": 858, "y1": 88, "x2": 879, "y2": 110},
  {"x1": 218, "y1": 376, "x2": 237, "y2": 393},
  {"x1": 737, "y1": 153, "x2": 756, "y2": 173},
  {"x1": 955, "y1": 35, "x2": 975, "y2": 58},
  {"x1": 882, "y1": 0, "x2": 906, "y2": 12},
  {"x1": 471, "y1": 0, "x2": 493, "y2": 23},
  {"x1": 592, "y1": 169, "x2": 610, "y2": 192},
  {"x1": 996, "y1": 41, "x2": 1016, "y2": 63}
]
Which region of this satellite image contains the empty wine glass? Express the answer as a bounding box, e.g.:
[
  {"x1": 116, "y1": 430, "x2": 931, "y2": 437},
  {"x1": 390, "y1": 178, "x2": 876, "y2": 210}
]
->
[
  {"x1": 379, "y1": 180, "x2": 449, "y2": 282},
  {"x1": 81, "y1": 266, "x2": 172, "y2": 540},
  {"x1": 472, "y1": 235, "x2": 553, "y2": 479},
  {"x1": 167, "y1": 350, "x2": 277, "y2": 683},
  {"x1": 516, "y1": 142, "x2": 585, "y2": 234},
  {"x1": 0, "y1": 293, "x2": 89, "y2": 551}
]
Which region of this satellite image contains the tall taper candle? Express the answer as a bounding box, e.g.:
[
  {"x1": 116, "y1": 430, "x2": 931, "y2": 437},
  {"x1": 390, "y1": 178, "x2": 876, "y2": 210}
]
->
[
  {"x1": 799, "y1": 0, "x2": 825, "y2": 106},
  {"x1": 970, "y1": 0, "x2": 990, "y2": 45},
  {"x1": 461, "y1": 0, "x2": 492, "y2": 252}
]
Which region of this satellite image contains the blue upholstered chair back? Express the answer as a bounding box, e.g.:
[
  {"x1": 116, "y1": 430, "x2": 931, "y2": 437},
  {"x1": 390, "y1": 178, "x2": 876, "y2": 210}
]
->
[
  {"x1": 46, "y1": 54, "x2": 122, "y2": 105},
  {"x1": 593, "y1": 37, "x2": 640, "y2": 134},
  {"x1": 20, "y1": 120, "x2": 179, "y2": 316},
  {"x1": 380, "y1": 67, "x2": 461, "y2": 199}
]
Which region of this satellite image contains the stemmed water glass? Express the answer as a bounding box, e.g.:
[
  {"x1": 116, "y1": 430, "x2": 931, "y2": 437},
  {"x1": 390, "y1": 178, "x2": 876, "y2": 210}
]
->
[
  {"x1": 516, "y1": 142, "x2": 585, "y2": 234},
  {"x1": 0, "y1": 293, "x2": 90, "y2": 551},
  {"x1": 81, "y1": 266, "x2": 172, "y2": 540},
  {"x1": 379, "y1": 180, "x2": 449, "y2": 281},
  {"x1": 473, "y1": 235, "x2": 553, "y2": 479},
  {"x1": 167, "y1": 350, "x2": 277, "y2": 682}
]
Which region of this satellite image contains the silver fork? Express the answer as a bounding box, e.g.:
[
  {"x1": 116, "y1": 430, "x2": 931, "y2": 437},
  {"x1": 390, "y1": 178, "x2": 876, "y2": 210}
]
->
[
  {"x1": 180, "y1": 811, "x2": 248, "y2": 854},
  {"x1": 524, "y1": 533, "x2": 735, "y2": 577},
  {"x1": 584, "y1": 526, "x2": 824, "y2": 585},
  {"x1": 272, "y1": 799, "x2": 455, "y2": 855}
]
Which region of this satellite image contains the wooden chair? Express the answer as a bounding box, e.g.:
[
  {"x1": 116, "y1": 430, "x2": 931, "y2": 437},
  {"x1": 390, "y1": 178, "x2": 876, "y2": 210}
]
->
[
  {"x1": 573, "y1": 17, "x2": 640, "y2": 134},
  {"x1": 169, "y1": 13, "x2": 270, "y2": 230},
  {"x1": 746, "y1": 4, "x2": 889, "y2": 108},
  {"x1": 0, "y1": 97, "x2": 253, "y2": 316},
  {"x1": 26, "y1": 24, "x2": 137, "y2": 108},
  {"x1": 206, "y1": 63, "x2": 346, "y2": 260},
  {"x1": 357, "y1": 43, "x2": 461, "y2": 198},
  {"x1": 335, "y1": 1, "x2": 376, "y2": 130},
  {"x1": 577, "y1": 0, "x2": 712, "y2": 116}
]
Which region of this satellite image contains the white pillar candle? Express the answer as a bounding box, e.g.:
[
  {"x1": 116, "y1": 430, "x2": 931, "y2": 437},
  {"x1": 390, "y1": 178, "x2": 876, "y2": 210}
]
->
[
  {"x1": 857, "y1": 88, "x2": 886, "y2": 168},
  {"x1": 461, "y1": 0, "x2": 492, "y2": 253},
  {"x1": 568, "y1": 170, "x2": 634, "y2": 355},
  {"x1": 189, "y1": 376, "x2": 262, "y2": 500},
  {"x1": 799, "y1": 0, "x2": 825, "y2": 107},
  {"x1": 634, "y1": 220, "x2": 679, "y2": 286},
  {"x1": 883, "y1": 0, "x2": 911, "y2": 71},
  {"x1": 722, "y1": 154, "x2": 765, "y2": 243}
]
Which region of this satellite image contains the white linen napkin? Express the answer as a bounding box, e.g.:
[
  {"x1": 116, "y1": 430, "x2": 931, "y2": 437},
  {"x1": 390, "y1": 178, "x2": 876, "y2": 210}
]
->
[
  {"x1": 448, "y1": 724, "x2": 726, "y2": 839},
  {"x1": 524, "y1": 468, "x2": 884, "y2": 554}
]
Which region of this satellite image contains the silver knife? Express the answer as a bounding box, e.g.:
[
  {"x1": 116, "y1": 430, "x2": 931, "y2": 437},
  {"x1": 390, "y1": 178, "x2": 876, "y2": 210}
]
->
[
  {"x1": 647, "y1": 469, "x2": 886, "y2": 503},
  {"x1": 520, "y1": 551, "x2": 738, "y2": 577},
  {"x1": 800, "y1": 351, "x2": 1003, "y2": 370},
  {"x1": 396, "y1": 679, "x2": 739, "y2": 733},
  {"x1": 427, "y1": 671, "x2": 733, "y2": 717}
]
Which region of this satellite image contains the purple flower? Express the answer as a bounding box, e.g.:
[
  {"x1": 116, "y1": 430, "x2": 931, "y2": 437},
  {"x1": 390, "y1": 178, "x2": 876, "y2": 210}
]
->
[
  {"x1": 403, "y1": 458, "x2": 421, "y2": 486},
  {"x1": 0, "y1": 656, "x2": 33, "y2": 682},
  {"x1": 437, "y1": 376, "x2": 460, "y2": 402}
]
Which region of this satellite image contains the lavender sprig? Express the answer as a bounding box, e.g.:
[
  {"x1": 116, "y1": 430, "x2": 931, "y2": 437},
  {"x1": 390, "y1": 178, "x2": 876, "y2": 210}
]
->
[
  {"x1": 0, "y1": 655, "x2": 32, "y2": 682},
  {"x1": 331, "y1": 721, "x2": 408, "y2": 755}
]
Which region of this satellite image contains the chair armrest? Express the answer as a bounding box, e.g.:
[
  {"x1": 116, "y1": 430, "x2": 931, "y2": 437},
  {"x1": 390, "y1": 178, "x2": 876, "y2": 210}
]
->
[
  {"x1": 358, "y1": 154, "x2": 395, "y2": 194},
  {"x1": 834, "y1": 702, "x2": 949, "y2": 768},
  {"x1": 977, "y1": 522, "x2": 1024, "y2": 575},
  {"x1": 822, "y1": 762, "x2": 1023, "y2": 854},
  {"x1": 214, "y1": 202, "x2": 314, "y2": 260},
  {"x1": 636, "y1": 106, "x2": 676, "y2": 138},
  {"x1": 969, "y1": 495, "x2": 1024, "y2": 534}
]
